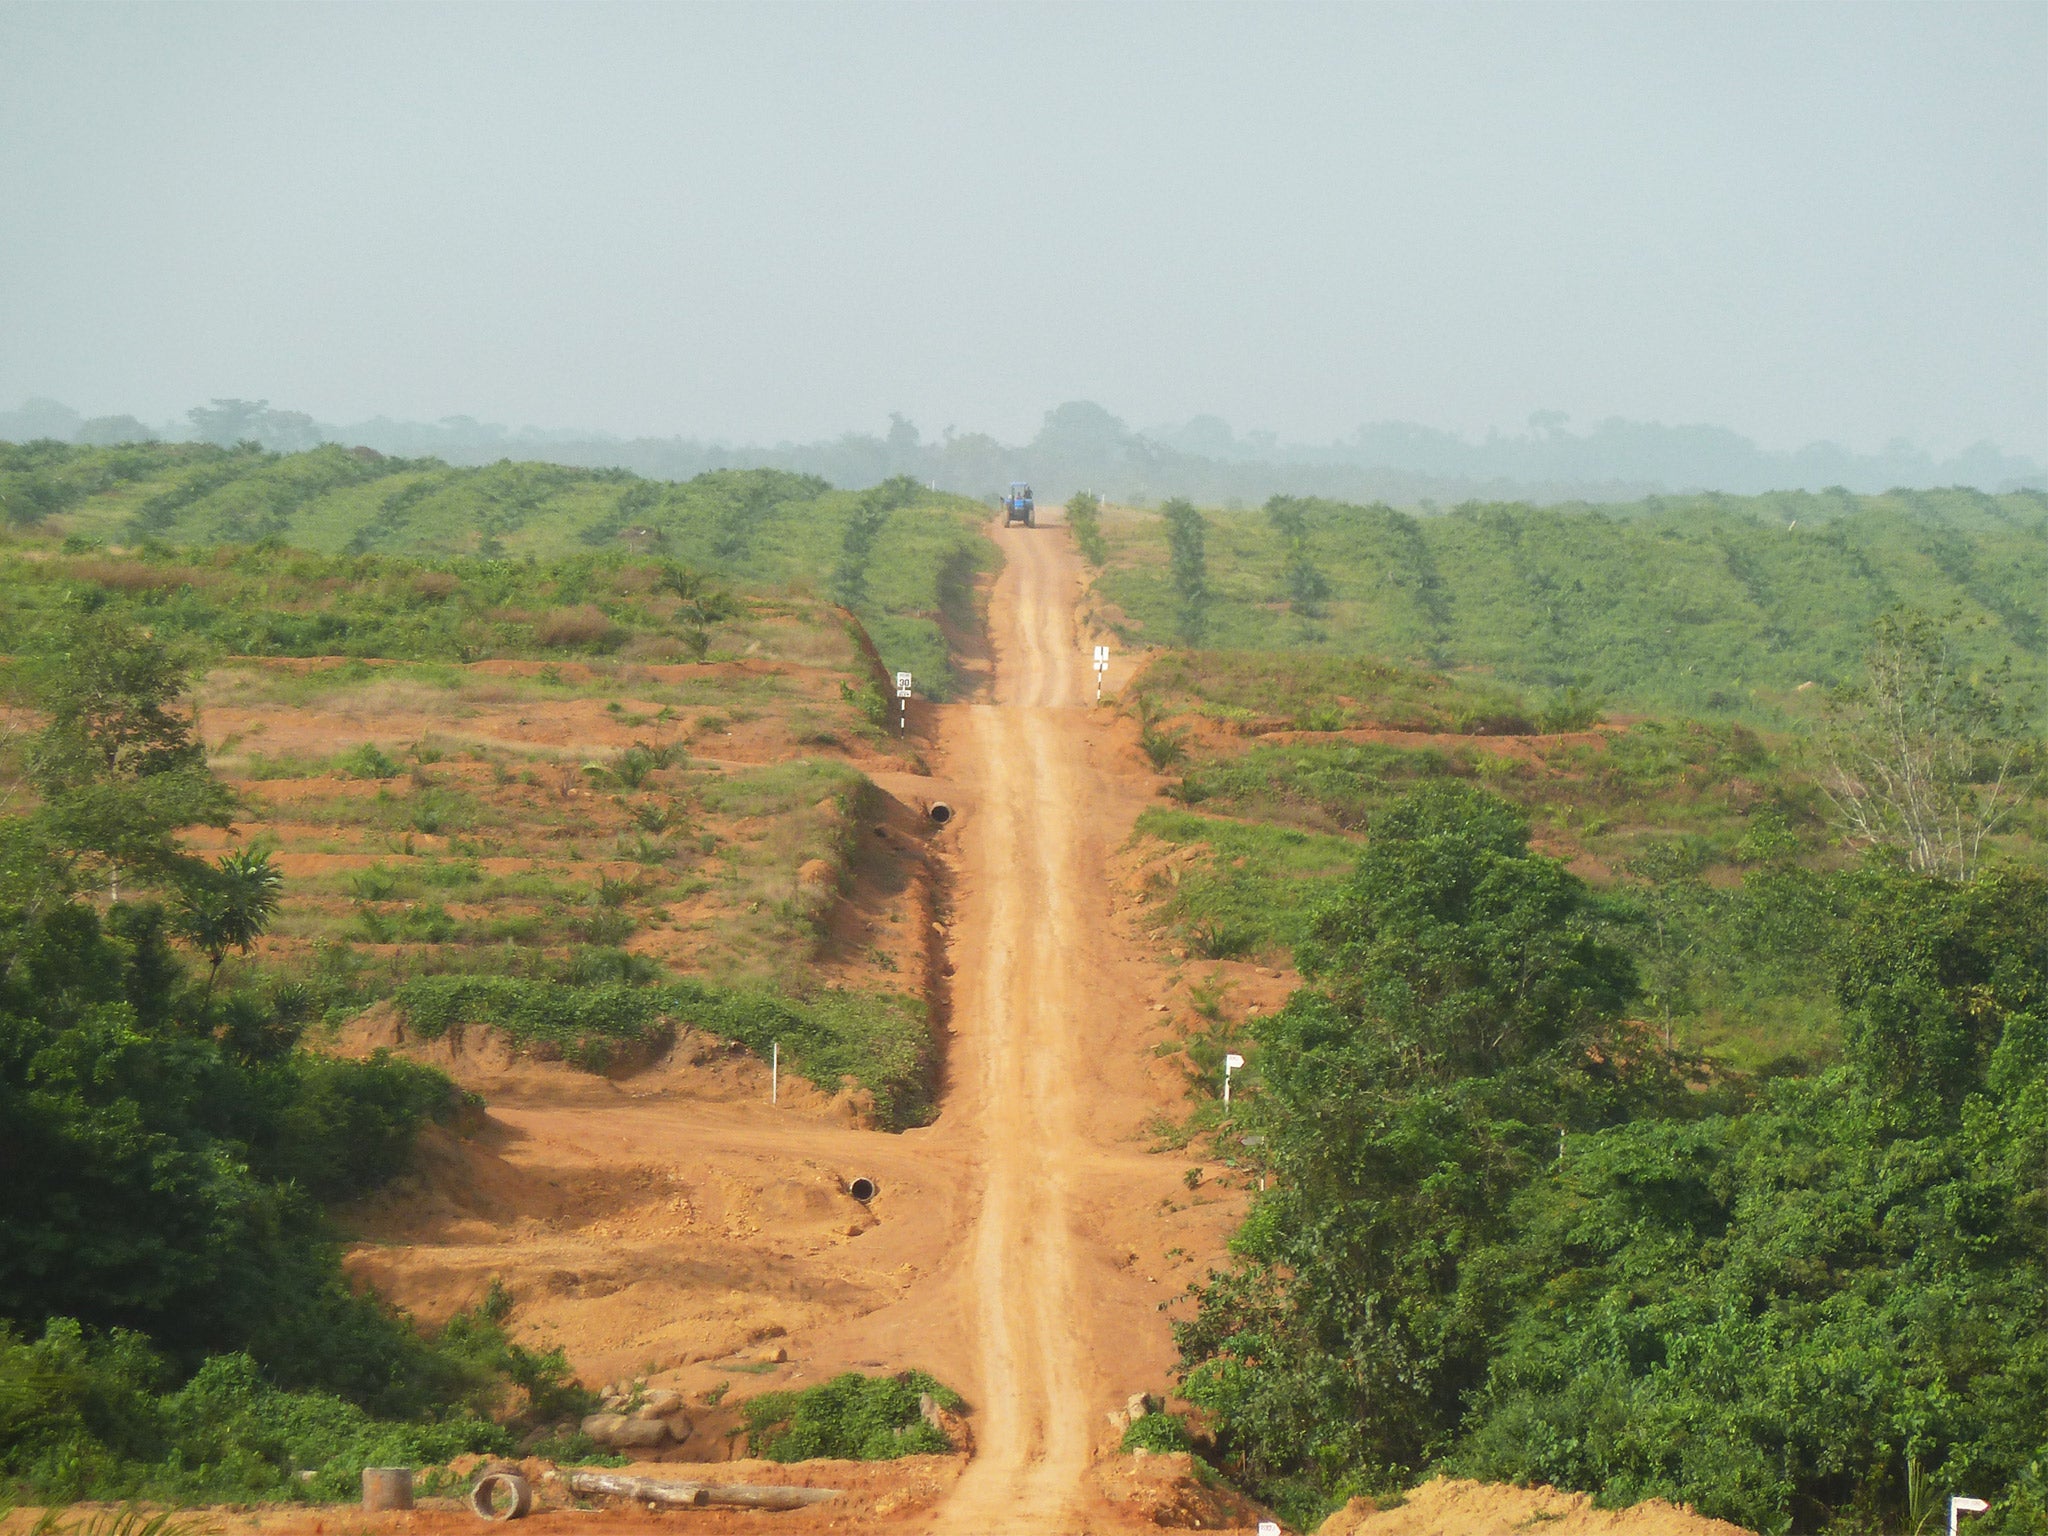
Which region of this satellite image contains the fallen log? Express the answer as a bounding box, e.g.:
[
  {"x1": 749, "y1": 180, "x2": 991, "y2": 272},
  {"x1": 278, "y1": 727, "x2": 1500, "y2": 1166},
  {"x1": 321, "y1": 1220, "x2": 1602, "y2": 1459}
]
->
[
  {"x1": 701, "y1": 1483, "x2": 843, "y2": 1510},
  {"x1": 565, "y1": 1471, "x2": 706, "y2": 1507},
  {"x1": 564, "y1": 1470, "x2": 841, "y2": 1511}
]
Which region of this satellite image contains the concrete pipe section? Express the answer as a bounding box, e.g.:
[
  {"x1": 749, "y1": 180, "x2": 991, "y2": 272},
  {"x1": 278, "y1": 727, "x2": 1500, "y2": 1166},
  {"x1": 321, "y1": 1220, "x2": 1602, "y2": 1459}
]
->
[
  {"x1": 847, "y1": 1176, "x2": 878, "y2": 1203},
  {"x1": 927, "y1": 802, "x2": 953, "y2": 825},
  {"x1": 362, "y1": 1468, "x2": 414, "y2": 1511},
  {"x1": 470, "y1": 1471, "x2": 534, "y2": 1521}
]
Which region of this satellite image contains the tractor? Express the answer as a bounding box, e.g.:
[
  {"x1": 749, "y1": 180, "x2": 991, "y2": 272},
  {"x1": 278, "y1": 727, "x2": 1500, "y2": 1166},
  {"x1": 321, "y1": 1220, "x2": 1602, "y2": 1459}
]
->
[{"x1": 1002, "y1": 481, "x2": 1035, "y2": 527}]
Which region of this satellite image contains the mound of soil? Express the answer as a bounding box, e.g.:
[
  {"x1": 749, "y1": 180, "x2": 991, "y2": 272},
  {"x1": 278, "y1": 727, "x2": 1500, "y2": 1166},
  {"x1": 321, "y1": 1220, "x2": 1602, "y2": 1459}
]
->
[
  {"x1": 1094, "y1": 1451, "x2": 1272, "y2": 1529},
  {"x1": 1318, "y1": 1478, "x2": 1753, "y2": 1536}
]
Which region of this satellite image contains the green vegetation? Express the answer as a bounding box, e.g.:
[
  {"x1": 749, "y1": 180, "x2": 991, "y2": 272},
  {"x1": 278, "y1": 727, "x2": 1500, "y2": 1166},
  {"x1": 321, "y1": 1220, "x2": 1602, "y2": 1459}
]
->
[
  {"x1": 0, "y1": 1295, "x2": 578, "y2": 1504},
  {"x1": 1093, "y1": 490, "x2": 2048, "y2": 725},
  {"x1": 396, "y1": 974, "x2": 934, "y2": 1127},
  {"x1": 1172, "y1": 782, "x2": 2048, "y2": 1534},
  {"x1": 1131, "y1": 628, "x2": 2044, "y2": 1073},
  {"x1": 739, "y1": 1371, "x2": 959, "y2": 1461},
  {"x1": 1121, "y1": 1411, "x2": 1196, "y2": 1455},
  {"x1": 1160, "y1": 497, "x2": 1210, "y2": 644},
  {"x1": 1134, "y1": 649, "x2": 1542, "y2": 736},
  {"x1": 1135, "y1": 809, "x2": 1361, "y2": 961},
  {"x1": 2, "y1": 443, "x2": 993, "y2": 697},
  {"x1": 0, "y1": 612, "x2": 586, "y2": 1502},
  {"x1": 1065, "y1": 491, "x2": 1106, "y2": 566}
]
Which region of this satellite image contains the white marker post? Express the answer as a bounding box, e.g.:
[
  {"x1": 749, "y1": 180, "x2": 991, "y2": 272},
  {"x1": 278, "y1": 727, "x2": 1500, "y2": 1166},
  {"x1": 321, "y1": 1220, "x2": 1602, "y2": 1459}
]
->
[
  {"x1": 1951, "y1": 1497, "x2": 1989, "y2": 1536},
  {"x1": 771, "y1": 1040, "x2": 778, "y2": 1104},
  {"x1": 1093, "y1": 644, "x2": 1110, "y2": 703},
  {"x1": 1223, "y1": 1051, "x2": 1245, "y2": 1111},
  {"x1": 895, "y1": 671, "x2": 913, "y2": 732}
]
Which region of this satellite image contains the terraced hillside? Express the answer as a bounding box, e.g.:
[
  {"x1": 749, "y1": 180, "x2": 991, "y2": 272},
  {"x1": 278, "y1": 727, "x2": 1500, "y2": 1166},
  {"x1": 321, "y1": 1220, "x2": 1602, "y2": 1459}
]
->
[{"x1": 0, "y1": 441, "x2": 992, "y2": 697}]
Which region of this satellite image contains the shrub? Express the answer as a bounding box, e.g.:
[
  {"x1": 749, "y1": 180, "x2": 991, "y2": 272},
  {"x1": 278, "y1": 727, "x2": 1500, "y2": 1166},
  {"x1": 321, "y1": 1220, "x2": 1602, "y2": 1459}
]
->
[
  {"x1": 395, "y1": 975, "x2": 669, "y2": 1072},
  {"x1": 0, "y1": 1291, "x2": 594, "y2": 1505},
  {"x1": 335, "y1": 743, "x2": 400, "y2": 779},
  {"x1": 532, "y1": 605, "x2": 622, "y2": 651},
  {"x1": 740, "y1": 1372, "x2": 958, "y2": 1462},
  {"x1": 1121, "y1": 1411, "x2": 1194, "y2": 1455}
]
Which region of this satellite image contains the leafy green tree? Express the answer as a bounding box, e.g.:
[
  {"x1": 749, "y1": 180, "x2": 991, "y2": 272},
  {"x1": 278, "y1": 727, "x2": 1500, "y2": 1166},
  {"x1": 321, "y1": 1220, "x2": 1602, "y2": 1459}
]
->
[
  {"x1": 1176, "y1": 781, "x2": 2048, "y2": 1532},
  {"x1": 1820, "y1": 610, "x2": 2039, "y2": 880},
  {"x1": 1162, "y1": 498, "x2": 1209, "y2": 643},
  {"x1": 1267, "y1": 497, "x2": 1330, "y2": 615},
  {"x1": 1452, "y1": 869, "x2": 2048, "y2": 1534},
  {"x1": 832, "y1": 498, "x2": 888, "y2": 610},
  {"x1": 175, "y1": 849, "x2": 284, "y2": 1004},
  {"x1": 1175, "y1": 785, "x2": 1649, "y2": 1516},
  {"x1": 1066, "y1": 491, "x2": 1106, "y2": 565},
  {"x1": 655, "y1": 560, "x2": 738, "y2": 624},
  {"x1": 19, "y1": 610, "x2": 234, "y2": 882}
]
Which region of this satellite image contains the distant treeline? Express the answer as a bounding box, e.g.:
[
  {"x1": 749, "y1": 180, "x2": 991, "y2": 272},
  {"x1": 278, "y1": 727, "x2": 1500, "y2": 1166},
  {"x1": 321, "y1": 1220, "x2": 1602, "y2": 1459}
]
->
[{"x1": 4, "y1": 396, "x2": 2039, "y2": 504}]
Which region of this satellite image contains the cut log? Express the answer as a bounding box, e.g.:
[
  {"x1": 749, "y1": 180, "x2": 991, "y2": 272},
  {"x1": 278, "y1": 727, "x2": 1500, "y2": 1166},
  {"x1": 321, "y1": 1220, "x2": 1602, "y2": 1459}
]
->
[
  {"x1": 564, "y1": 1470, "x2": 840, "y2": 1511},
  {"x1": 566, "y1": 1471, "x2": 707, "y2": 1507},
  {"x1": 700, "y1": 1483, "x2": 842, "y2": 1511}
]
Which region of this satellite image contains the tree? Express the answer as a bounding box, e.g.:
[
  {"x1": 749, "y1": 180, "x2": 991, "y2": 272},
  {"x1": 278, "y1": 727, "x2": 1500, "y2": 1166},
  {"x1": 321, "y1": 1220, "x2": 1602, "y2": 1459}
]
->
[
  {"x1": 1161, "y1": 498, "x2": 1209, "y2": 643},
  {"x1": 1267, "y1": 497, "x2": 1330, "y2": 616},
  {"x1": 1820, "y1": 610, "x2": 2038, "y2": 880},
  {"x1": 832, "y1": 496, "x2": 889, "y2": 610},
  {"x1": 20, "y1": 610, "x2": 235, "y2": 880},
  {"x1": 655, "y1": 560, "x2": 738, "y2": 624},
  {"x1": 176, "y1": 848, "x2": 284, "y2": 1002},
  {"x1": 1065, "y1": 491, "x2": 1106, "y2": 566},
  {"x1": 1175, "y1": 785, "x2": 1648, "y2": 1514},
  {"x1": 185, "y1": 399, "x2": 325, "y2": 452}
]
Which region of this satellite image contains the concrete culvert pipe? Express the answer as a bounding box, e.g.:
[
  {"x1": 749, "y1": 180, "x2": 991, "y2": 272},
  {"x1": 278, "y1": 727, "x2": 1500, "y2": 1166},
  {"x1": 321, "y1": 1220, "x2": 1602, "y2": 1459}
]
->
[
  {"x1": 469, "y1": 1472, "x2": 533, "y2": 1522},
  {"x1": 848, "y1": 1176, "x2": 878, "y2": 1203},
  {"x1": 927, "y1": 802, "x2": 953, "y2": 825}
]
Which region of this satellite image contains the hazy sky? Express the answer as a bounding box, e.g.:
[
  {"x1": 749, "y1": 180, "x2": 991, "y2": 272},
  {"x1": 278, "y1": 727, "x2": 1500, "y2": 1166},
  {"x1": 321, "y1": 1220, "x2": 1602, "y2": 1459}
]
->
[{"x1": 2, "y1": 2, "x2": 2043, "y2": 457}]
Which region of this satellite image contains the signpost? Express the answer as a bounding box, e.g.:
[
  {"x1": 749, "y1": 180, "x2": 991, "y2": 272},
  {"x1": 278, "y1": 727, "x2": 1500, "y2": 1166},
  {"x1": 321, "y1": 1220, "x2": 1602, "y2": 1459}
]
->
[
  {"x1": 1093, "y1": 644, "x2": 1109, "y2": 703},
  {"x1": 895, "y1": 671, "x2": 913, "y2": 732},
  {"x1": 1224, "y1": 1051, "x2": 1244, "y2": 1110},
  {"x1": 1951, "y1": 1497, "x2": 1989, "y2": 1535}
]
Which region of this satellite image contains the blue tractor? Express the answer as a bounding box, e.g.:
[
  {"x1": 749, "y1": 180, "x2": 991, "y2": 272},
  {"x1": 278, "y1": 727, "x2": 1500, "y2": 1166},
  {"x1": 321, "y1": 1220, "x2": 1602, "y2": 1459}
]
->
[{"x1": 1002, "y1": 481, "x2": 1035, "y2": 528}]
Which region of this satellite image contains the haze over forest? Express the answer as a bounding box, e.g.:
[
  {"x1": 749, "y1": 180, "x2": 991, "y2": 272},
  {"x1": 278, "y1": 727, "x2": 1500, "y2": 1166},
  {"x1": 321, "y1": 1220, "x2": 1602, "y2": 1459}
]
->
[
  {"x1": 2, "y1": 395, "x2": 2040, "y2": 506},
  {"x1": 3, "y1": 5, "x2": 2043, "y2": 497}
]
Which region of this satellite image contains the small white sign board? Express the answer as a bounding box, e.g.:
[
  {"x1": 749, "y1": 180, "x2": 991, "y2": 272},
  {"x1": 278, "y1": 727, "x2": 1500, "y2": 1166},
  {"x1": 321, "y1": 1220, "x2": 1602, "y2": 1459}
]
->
[
  {"x1": 1093, "y1": 645, "x2": 1110, "y2": 669},
  {"x1": 1258, "y1": 1523, "x2": 1281, "y2": 1536},
  {"x1": 1225, "y1": 1053, "x2": 1245, "y2": 1070},
  {"x1": 895, "y1": 671, "x2": 913, "y2": 699}
]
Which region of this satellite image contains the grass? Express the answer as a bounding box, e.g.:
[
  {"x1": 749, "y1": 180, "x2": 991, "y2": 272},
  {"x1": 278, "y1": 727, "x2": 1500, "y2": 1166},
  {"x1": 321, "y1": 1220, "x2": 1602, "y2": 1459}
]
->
[
  {"x1": 1134, "y1": 808, "x2": 1362, "y2": 961},
  {"x1": 1134, "y1": 649, "x2": 1543, "y2": 735}
]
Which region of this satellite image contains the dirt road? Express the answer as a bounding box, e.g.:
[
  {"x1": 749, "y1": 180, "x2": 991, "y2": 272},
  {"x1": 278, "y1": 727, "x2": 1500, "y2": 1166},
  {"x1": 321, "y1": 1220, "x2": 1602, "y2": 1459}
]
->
[
  {"x1": 333, "y1": 512, "x2": 1250, "y2": 1531},
  {"x1": 924, "y1": 518, "x2": 1109, "y2": 1531}
]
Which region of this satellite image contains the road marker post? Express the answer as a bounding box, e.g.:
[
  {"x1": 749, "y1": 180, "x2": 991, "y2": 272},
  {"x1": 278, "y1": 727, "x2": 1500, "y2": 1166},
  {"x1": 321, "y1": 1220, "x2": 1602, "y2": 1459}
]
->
[
  {"x1": 1093, "y1": 644, "x2": 1109, "y2": 703},
  {"x1": 771, "y1": 1039, "x2": 778, "y2": 1105},
  {"x1": 1224, "y1": 1051, "x2": 1244, "y2": 1111},
  {"x1": 895, "y1": 671, "x2": 913, "y2": 732}
]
